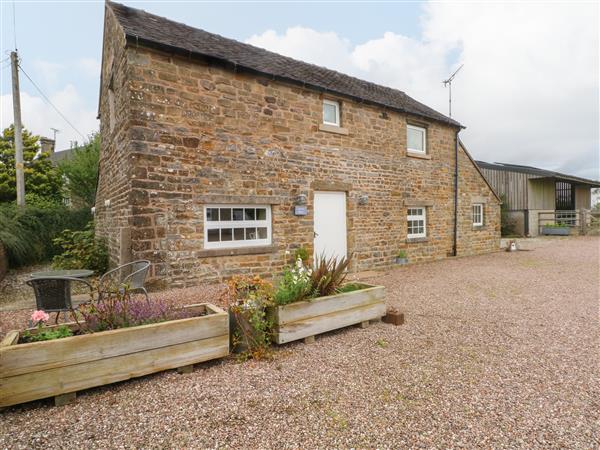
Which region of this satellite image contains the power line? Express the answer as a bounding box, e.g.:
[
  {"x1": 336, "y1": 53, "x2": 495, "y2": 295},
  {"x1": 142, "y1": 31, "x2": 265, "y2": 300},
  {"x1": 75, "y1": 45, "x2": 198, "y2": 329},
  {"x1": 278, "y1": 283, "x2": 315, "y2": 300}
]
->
[{"x1": 17, "y1": 63, "x2": 86, "y2": 141}]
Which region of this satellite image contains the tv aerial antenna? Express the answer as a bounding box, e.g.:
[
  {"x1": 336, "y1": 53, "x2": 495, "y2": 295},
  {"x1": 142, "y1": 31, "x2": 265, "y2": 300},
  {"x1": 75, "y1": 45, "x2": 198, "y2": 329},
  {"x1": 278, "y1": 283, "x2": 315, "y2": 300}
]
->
[{"x1": 443, "y1": 64, "x2": 463, "y2": 118}]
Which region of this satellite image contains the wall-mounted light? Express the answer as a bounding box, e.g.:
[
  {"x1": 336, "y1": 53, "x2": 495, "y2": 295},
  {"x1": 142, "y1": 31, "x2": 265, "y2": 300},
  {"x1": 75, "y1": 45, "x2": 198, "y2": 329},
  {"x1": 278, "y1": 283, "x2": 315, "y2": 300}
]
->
[
  {"x1": 358, "y1": 195, "x2": 369, "y2": 205},
  {"x1": 295, "y1": 194, "x2": 308, "y2": 205}
]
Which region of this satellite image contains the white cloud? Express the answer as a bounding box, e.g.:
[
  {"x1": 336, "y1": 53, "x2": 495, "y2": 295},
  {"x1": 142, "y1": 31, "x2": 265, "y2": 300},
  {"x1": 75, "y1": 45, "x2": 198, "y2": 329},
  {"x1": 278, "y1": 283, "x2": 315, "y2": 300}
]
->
[
  {"x1": 77, "y1": 57, "x2": 101, "y2": 78},
  {"x1": 246, "y1": 2, "x2": 599, "y2": 180},
  {"x1": 1, "y1": 85, "x2": 99, "y2": 151},
  {"x1": 31, "y1": 60, "x2": 65, "y2": 86}
]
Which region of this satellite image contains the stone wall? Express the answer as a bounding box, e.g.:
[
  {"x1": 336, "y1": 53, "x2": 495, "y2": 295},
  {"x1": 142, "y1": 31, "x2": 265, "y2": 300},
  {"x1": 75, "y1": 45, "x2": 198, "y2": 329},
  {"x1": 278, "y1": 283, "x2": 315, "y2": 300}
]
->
[
  {"x1": 94, "y1": 6, "x2": 135, "y2": 267},
  {"x1": 95, "y1": 13, "x2": 500, "y2": 287}
]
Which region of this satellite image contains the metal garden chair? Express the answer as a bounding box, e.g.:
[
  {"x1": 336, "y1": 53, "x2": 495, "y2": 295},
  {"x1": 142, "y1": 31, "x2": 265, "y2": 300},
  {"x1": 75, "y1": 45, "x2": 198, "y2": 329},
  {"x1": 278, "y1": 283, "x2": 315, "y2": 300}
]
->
[
  {"x1": 98, "y1": 260, "x2": 151, "y2": 301},
  {"x1": 26, "y1": 276, "x2": 94, "y2": 323}
]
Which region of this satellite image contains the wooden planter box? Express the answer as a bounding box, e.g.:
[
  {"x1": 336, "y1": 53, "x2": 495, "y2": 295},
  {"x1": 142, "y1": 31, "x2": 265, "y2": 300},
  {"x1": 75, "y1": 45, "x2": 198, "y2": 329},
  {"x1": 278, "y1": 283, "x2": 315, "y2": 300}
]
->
[
  {"x1": 0, "y1": 303, "x2": 228, "y2": 408},
  {"x1": 268, "y1": 284, "x2": 386, "y2": 344},
  {"x1": 542, "y1": 226, "x2": 571, "y2": 236}
]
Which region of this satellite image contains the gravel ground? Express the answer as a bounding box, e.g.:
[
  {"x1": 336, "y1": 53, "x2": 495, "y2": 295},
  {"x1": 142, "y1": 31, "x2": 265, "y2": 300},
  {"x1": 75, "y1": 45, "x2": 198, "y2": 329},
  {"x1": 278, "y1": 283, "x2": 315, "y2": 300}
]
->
[{"x1": 1, "y1": 237, "x2": 598, "y2": 449}]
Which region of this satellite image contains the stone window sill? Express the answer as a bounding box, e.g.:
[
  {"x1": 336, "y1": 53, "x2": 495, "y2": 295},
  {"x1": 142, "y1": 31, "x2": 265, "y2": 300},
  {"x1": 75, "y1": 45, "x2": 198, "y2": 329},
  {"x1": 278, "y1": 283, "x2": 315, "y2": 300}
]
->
[
  {"x1": 319, "y1": 124, "x2": 349, "y2": 135},
  {"x1": 197, "y1": 244, "x2": 278, "y2": 258},
  {"x1": 472, "y1": 225, "x2": 485, "y2": 231},
  {"x1": 406, "y1": 237, "x2": 428, "y2": 243},
  {"x1": 407, "y1": 151, "x2": 431, "y2": 160}
]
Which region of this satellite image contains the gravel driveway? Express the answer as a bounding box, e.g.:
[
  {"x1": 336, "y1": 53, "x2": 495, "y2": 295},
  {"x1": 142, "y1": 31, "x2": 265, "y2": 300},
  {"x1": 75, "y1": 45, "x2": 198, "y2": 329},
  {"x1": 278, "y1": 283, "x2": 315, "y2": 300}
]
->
[{"x1": 1, "y1": 237, "x2": 598, "y2": 449}]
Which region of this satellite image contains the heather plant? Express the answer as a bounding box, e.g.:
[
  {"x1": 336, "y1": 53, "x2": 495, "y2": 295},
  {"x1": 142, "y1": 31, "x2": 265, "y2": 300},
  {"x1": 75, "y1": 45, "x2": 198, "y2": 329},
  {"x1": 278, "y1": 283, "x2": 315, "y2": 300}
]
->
[
  {"x1": 79, "y1": 288, "x2": 194, "y2": 332},
  {"x1": 224, "y1": 275, "x2": 273, "y2": 360}
]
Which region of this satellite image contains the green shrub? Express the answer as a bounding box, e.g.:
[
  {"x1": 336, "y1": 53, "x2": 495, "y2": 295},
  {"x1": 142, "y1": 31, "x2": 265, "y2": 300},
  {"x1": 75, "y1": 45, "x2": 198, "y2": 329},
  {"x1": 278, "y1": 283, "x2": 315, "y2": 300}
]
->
[
  {"x1": 293, "y1": 246, "x2": 309, "y2": 264},
  {"x1": 274, "y1": 260, "x2": 314, "y2": 305},
  {"x1": 0, "y1": 203, "x2": 91, "y2": 267},
  {"x1": 52, "y1": 222, "x2": 108, "y2": 274},
  {"x1": 500, "y1": 194, "x2": 516, "y2": 236},
  {"x1": 21, "y1": 325, "x2": 73, "y2": 343}
]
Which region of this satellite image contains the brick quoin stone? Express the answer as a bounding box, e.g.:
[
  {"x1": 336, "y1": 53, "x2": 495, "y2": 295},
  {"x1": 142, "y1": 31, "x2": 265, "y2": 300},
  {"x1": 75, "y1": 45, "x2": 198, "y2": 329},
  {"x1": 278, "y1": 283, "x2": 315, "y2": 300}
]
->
[{"x1": 95, "y1": 4, "x2": 500, "y2": 288}]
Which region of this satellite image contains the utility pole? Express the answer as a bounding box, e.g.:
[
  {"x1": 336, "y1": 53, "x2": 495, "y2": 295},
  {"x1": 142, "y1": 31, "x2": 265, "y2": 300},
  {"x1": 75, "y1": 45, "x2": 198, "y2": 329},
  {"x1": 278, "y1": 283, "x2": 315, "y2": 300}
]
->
[
  {"x1": 443, "y1": 64, "x2": 463, "y2": 118},
  {"x1": 10, "y1": 51, "x2": 25, "y2": 206}
]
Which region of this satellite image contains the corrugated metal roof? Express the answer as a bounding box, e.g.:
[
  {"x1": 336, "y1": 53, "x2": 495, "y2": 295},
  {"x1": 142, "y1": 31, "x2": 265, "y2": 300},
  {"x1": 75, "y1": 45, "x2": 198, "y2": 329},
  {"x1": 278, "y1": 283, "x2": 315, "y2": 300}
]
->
[{"x1": 475, "y1": 161, "x2": 600, "y2": 187}]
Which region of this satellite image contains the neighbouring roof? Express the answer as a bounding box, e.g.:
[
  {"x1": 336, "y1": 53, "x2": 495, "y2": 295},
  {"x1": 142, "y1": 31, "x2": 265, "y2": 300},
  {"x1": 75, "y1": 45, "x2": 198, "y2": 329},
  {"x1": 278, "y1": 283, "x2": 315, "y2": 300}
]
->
[
  {"x1": 49, "y1": 148, "x2": 78, "y2": 165},
  {"x1": 107, "y1": 1, "x2": 461, "y2": 128},
  {"x1": 476, "y1": 161, "x2": 600, "y2": 188}
]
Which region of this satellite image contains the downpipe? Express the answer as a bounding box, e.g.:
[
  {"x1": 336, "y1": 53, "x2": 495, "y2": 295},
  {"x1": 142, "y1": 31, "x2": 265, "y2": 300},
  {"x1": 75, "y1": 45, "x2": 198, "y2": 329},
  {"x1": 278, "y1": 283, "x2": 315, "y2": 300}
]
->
[{"x1": 453, "y1": 130, "x2": 459, "y2": 257}]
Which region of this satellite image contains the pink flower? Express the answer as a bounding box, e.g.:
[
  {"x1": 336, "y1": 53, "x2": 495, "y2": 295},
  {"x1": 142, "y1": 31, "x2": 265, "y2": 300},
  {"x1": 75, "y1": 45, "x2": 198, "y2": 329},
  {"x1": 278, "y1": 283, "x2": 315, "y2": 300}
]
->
[{"x1": 31, "y1": 310, "x2": 50, "y2": 324}]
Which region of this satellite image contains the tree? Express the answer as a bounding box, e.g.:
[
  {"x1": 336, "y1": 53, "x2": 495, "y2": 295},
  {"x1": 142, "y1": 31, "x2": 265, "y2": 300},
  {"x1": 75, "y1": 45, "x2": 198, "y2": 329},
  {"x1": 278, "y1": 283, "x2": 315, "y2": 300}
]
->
[
  {"x1": 593, "y1": 188, "x2": 600, "y2": 211},
  {"x1": 58, "y1": 133, "x2": 100, "y2": 208},
  {"x1": 0, "y1": 125, "x2": 63, "y2": 204}
]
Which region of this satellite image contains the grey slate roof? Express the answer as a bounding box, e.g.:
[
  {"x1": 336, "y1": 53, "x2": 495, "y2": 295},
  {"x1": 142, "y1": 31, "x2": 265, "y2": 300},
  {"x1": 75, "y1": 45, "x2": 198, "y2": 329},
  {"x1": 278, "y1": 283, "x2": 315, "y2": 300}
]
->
[
  {"x1": 49, "y1": 148, "x2": 77, "y2": 165},
  {"x1": 475, "y1": 161, "x2": 600, "y2": 187},
  {"x1": 107, "y1": 1, "x2": 461, "y2": 128}
]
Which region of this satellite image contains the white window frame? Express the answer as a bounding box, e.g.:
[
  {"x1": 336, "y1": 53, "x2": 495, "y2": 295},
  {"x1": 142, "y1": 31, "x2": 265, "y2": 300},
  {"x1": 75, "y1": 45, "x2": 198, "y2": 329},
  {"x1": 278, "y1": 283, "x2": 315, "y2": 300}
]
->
[
  {"x1": 407, "y1": 207, "x2": 427, "y2": 239},
  {"x1": 407, "y1": 124, "x2": 427, "y2": 154},
  {"x1": 204, "y1": 204, "x2": 272, "y2": 249},
  {"x1": 472, "y1": 203, "x2": 483, "y2": 226},
  {"x1": 323, "y1": 99, "x2": 341, "y2": 127}
]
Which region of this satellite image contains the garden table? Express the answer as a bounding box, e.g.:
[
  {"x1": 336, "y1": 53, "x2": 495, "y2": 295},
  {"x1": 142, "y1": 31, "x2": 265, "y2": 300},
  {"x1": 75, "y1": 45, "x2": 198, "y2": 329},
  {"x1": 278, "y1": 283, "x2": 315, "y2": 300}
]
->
[{"x1": 30, "y1": 269, "x2": 94, "y2": 279}]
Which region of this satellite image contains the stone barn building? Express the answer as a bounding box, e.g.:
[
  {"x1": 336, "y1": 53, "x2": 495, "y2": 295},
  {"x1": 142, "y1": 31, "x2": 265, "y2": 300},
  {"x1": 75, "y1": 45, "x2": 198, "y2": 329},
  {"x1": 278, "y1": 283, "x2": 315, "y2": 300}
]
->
[{"x1": 96, "y1": 2, "x2": 501, "y2": 287}]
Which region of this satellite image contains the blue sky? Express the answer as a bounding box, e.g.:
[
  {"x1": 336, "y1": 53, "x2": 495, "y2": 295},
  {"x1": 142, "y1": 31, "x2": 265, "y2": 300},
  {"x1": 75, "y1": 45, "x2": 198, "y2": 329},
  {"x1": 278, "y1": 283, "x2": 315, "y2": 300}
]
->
[
  {"x1": 0, "y1": 1, "x2": 598, "y2": 182},
  {"x1": 0, "y1": 1, "x2": 425, "y2": 148}
]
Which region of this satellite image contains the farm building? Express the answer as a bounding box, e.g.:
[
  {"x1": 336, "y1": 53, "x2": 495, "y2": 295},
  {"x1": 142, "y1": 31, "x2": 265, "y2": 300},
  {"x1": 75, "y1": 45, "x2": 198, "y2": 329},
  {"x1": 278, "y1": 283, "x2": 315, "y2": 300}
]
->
[
  {"x1": 95, "y1": 2, "x2": 501, "y2": 286},
  {"x1": 476, "y1": 161, "x2": 600, "y2": 236}
]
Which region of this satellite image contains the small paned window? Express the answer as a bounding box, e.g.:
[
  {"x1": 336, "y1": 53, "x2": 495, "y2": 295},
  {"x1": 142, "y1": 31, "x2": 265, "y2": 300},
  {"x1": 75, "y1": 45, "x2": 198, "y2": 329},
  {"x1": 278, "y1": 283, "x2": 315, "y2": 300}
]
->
[
  {"x1": 407, "y1": 207, "x2": 427, "y2": 238},
  {"x1": 472, "y1": 204, "x2": 483, "y2": 226},
  {"x1": 204, "y1": 205, "x2": 271, "y2": 249}
]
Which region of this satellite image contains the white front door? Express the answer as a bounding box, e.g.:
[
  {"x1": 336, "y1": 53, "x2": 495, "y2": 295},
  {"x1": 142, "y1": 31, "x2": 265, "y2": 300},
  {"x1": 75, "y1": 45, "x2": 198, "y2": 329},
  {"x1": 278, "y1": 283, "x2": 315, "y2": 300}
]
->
[{"x1": 313, "y1": 191, "x2": 347, "y2": 261}]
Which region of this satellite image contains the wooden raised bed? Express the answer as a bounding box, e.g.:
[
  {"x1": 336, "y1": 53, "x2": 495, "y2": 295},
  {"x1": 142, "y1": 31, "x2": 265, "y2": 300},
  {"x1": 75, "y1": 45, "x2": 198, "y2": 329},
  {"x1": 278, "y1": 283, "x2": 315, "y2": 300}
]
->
[
  {"x1": 0, "y1": 303, "x2": 228, "y2": 408},
  {"x1": 268, "y1": 284, "x2": 386, "y2": 344}
]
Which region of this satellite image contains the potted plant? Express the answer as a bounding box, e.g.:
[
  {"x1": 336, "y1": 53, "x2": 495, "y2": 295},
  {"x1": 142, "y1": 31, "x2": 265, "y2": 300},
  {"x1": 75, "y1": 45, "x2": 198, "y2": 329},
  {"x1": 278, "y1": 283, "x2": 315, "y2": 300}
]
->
[
  {"x1": 0, "y1": 289, "x2": 229, "y2": 408},
  {"x1": 542, "y1": 223, "x2": 571, "y2": 236},
  {"x1": 224, "y1": 275, "x2": 273, "y2": 360},
  {"x1": 268, "y1": 255, "x2": 386, "y2": 344},
  {"x1": 394, "y1": 250, "x2": 408, "y2": 265}
]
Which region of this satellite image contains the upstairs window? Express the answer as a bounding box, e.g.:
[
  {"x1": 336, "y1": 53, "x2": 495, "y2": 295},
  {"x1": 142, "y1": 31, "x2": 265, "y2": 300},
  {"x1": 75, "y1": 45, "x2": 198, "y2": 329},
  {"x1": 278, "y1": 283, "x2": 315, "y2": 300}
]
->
[
  {"x1": 407, "y1": 207, "x2": 427, "y2": 239},
  {"x1": 204, "y1": 205, "x2": 271, "y2": 249},
  {"x1": 407, "y1": 124, "x2": 426, "y2": 154},
  {"x1": 472, "y1": 204, "x2": 483, "y2": 226},
  {"x1": 323, "y1": 100, "x2": 340, "y2": 127}
]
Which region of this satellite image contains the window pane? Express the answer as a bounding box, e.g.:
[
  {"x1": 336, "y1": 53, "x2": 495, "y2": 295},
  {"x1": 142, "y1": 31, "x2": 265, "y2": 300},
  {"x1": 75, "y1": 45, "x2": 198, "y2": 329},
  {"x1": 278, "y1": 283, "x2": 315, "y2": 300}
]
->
[
  {"x1": 207, "y1": 229, "x2": 219, "y2": 242},
  {"x1": 323, "y1": 102, "x2": 338, "y2": 124},
  {"x1": 257, "y1": 227, "x2": 268, "y2": 239},
  {"x1": 234, "y1": 228, "x2": 245, "y2": 240},
  {"x1": 245, "y1": 208, "x2": 256, "y2": 220},
  {"x1": 206, "y1": 208, "x2": 219, "y2": 221},
  {"x1": 256, "y1": 208, "x2": 267, "y2": 220},
  {"x1": 408, "y1": 127, "x2": 424, "y2": 152},
  {"x1": 220, "y1": 208, "x2": 232, "y2": 221},
  {"x1": 221, "y1": 228, "x2": 233, "y2": 241},
  {"x1": 246, "y1": 228, "x2": 257, "y2": 240},
  {"x1": 233, "y1": 208, "x2": 244, "y2": 220}
]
